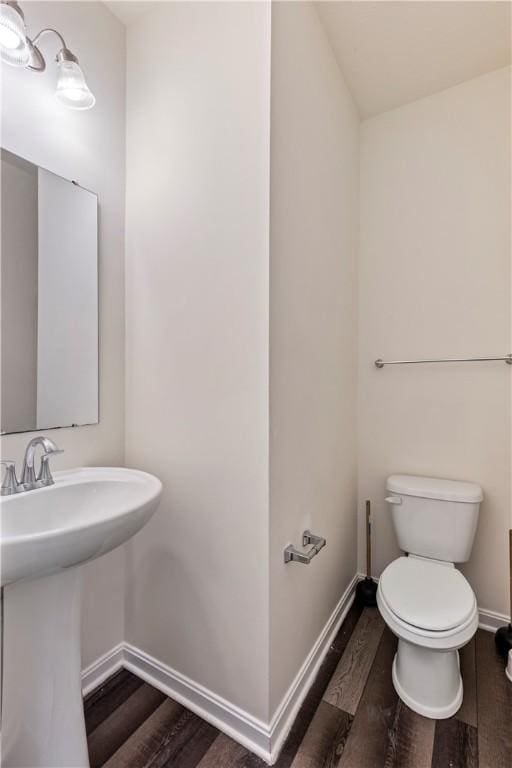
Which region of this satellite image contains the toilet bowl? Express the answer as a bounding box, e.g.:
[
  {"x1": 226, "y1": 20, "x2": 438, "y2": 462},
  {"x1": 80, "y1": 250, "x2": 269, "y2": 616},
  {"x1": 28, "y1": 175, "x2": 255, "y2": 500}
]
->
[
  {"x1": 378, "y1": 474, "x2": 482, "y2": 719},
  {"x1": 377, "y1": 555, "x2": 478, "y2": 718}
]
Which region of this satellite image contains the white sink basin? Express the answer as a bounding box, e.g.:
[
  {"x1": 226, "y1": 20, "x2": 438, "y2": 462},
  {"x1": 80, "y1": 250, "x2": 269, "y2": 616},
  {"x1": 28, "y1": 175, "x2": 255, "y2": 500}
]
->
[
  {"x1": 1, "y1": 467, "x2": 162, "y2": 586},
  {"x1": 1, "y1": 466, "x2": 162, "y2": 768}
]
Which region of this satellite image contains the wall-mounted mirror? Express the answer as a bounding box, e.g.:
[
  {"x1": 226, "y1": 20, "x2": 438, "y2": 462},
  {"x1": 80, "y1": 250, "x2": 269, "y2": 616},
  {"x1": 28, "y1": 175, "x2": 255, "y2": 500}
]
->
[{"x1": 1, "y1": 149, "x2": 98, "y2": 434}]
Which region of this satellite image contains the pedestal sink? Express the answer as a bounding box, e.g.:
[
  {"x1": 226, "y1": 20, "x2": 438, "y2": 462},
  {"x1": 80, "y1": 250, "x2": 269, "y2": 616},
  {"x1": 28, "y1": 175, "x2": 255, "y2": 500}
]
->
[{"x1": 0, "y1": 467, "x2": 162, "y2": 768}]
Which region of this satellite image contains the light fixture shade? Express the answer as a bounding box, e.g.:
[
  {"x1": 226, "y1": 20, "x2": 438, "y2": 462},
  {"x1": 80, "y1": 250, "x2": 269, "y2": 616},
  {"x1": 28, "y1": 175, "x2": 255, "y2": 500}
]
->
[
  {"x1": 55, "y1": 58, "x2": 95, "y2": 110},
  {"x1": 0, "y1": 1, "x2": 29, "y2": 66}
]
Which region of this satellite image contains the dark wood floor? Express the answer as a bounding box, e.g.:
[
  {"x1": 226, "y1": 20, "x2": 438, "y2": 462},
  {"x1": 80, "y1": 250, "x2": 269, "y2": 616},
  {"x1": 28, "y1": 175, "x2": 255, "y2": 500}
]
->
[{"x1": 84, "y1": 603, "x2": 512, "y2": 768}]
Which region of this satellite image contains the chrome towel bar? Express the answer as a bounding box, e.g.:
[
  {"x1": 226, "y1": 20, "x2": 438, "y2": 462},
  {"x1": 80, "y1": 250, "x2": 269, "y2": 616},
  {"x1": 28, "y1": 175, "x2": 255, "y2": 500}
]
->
[
  {"x1": 375, "y1": 354, "x2": 512, "y2": 369},
  {"x1": 284, "y1": 530, "x2": 326, "y2": 564}
]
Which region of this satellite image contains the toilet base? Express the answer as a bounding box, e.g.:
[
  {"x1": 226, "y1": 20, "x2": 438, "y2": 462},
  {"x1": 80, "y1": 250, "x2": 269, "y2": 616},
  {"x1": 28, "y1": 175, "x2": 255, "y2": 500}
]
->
[{"x1": 392, "y1": 639, "x2": 463, "y2": 719}]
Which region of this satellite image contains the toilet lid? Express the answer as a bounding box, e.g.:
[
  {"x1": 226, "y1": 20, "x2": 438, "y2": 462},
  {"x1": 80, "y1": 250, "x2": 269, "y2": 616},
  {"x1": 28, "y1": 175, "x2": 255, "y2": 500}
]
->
[{"x1": 380, "y1": 557, "x2": 476, "y2": 631}]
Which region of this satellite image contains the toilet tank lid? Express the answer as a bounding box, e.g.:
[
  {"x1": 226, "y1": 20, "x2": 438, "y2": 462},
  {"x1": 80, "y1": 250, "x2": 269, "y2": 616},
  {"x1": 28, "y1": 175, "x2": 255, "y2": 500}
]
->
[{"x1": 387, "y1": 475, "x2": 483, "y2": 503}]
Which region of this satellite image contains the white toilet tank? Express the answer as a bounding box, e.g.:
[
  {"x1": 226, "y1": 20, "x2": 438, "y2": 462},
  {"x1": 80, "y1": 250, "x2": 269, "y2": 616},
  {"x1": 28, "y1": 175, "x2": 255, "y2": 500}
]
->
[{"x1": 386, "y1": 475, "x2": 482, "y2": 563}]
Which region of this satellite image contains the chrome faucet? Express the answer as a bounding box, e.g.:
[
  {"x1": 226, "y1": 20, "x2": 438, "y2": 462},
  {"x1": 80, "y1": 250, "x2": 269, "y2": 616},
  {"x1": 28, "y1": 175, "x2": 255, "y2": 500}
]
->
[
  {"x1": 20, "y1": 436, "x2": 63, "y2": 490},
  {"x1": 0, "y1": 437, "x2": 64, "y2": 495}
]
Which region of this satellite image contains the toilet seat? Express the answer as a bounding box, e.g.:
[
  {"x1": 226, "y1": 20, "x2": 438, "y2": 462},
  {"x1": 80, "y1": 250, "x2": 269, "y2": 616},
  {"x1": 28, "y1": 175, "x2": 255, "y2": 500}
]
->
[
  {"x1": 377, "y1": 557, "x2": 478, "y2": 651},
  {"x1": 380, "y1": 556, "x2": 476, "y2": 631}
]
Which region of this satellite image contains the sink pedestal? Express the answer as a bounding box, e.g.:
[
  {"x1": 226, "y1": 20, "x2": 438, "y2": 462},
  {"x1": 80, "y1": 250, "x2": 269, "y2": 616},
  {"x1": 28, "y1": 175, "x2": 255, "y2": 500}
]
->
[{"x1": 2, "y1": 568, "x2": 89, "y2": 768}]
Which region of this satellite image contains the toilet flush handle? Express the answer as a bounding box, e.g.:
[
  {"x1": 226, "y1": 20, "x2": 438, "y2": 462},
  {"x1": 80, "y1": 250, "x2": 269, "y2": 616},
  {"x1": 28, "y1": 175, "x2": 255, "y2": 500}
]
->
[{"x1": 385, "y1": 495, "x2": 402, "y2": 505}]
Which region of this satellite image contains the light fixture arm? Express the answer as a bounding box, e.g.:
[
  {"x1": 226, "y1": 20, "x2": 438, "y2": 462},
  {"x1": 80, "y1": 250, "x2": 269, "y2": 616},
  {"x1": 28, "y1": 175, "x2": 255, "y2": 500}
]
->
[
  {"x1": 31, "y1": 27, "x2": 67, "y2": 50},
  {"x1": 26, "y1": 27, "x2": 79, "y2": 72}
]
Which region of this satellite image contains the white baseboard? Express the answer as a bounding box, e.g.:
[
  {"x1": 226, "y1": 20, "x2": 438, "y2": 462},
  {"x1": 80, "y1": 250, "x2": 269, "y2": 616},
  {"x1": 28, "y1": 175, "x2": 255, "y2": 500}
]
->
[
  {"x1": 82, "y1": 642, "x2": 125, "y2": 697},
  {"x1": 267, "y1": 573, "x2": 359, "y2": 762},
  {"x1": 81, "y1": 640, "x2": 272, "y2": 762},
  {"x1": 123, "y1": 643, "x2": 272, "y2": 763},
  {"x1": 81, "y1": 574, "x2": 359, "y2": 765},
  {"x1": 356, "y1": 571, "x2": 510, "y2": 633},
  {"x1": 478, "y1": 608, "x2": 510, "y2": 633}
]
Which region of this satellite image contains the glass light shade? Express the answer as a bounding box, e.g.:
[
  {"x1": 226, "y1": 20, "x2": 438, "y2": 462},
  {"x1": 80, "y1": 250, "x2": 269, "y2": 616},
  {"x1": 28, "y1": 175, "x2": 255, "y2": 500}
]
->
[
  {"x1": 0, "y1": 2, "x2": 29, "y2": 66},
  {"x1": 55, "y1": 59, "x2": 95, "y2": 110}
]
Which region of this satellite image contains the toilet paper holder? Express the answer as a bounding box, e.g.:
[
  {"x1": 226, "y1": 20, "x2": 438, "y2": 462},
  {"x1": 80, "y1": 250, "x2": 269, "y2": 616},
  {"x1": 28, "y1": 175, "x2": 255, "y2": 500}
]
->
[{"x1": 284, "y1": 530, "x2": 326, "y2": 564}]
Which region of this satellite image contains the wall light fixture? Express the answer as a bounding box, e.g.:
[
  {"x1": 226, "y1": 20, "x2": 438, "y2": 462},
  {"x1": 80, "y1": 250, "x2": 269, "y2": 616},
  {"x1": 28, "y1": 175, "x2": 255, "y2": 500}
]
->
[{"x1": 0, "y1": 1, "x2": 95, "y2": 110}]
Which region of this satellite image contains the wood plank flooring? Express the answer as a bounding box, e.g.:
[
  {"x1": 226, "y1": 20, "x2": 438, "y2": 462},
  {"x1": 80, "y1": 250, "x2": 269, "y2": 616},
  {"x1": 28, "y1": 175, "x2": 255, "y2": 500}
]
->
[{"x1": 85, "y1": 605, "x2": 512, "y2": 768}]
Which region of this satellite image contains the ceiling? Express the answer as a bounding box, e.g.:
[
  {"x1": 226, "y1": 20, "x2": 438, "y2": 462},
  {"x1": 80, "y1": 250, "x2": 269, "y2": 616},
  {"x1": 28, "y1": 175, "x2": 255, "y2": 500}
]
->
[
  {"x1": 105, "y1": 1, "x2": 154, "y2": 27},
  {"x1": 105, "y1": 1, "x2": 511, "y2": 119},
  {"x1": 316, "y1": 1, "x2": 511, "y2": 118}
]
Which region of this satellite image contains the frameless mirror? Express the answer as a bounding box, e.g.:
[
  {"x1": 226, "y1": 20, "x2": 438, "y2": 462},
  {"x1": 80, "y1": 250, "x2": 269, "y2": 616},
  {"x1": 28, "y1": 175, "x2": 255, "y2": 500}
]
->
[{"x1": 1, "y1": 149, "x2": 98, "y2": 434}]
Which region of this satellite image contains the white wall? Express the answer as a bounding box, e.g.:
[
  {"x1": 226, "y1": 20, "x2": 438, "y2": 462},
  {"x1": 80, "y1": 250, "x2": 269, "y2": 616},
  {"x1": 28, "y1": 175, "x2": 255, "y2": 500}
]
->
[
  {"x1": 0, "y1": 1, "x2": 126, "y2": 666},
  {"x1": 269, "y1": 2, "x2": 359, "y2": 714},
  {"x1": 125, "y1": 1, "x2": 271, "y2": 721},
  {"x1": 358, "y1": 67, "x2": 511, "y2": 617}
]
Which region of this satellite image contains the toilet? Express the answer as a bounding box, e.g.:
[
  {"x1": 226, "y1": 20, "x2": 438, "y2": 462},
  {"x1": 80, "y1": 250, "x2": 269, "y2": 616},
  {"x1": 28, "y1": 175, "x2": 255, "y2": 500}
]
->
[{"x1": 377, "y1": 474, "x2": 482, "y2": 719}]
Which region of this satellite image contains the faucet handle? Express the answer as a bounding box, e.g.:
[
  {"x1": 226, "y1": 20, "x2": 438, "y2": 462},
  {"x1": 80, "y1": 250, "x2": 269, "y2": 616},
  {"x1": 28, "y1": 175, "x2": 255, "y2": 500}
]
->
[
  {"x1": 1, "y1": 460, "x2": 22, "y2": 496},
  {"x1": 37, "y1": 450, "x2": 64, "y2": 486}
]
